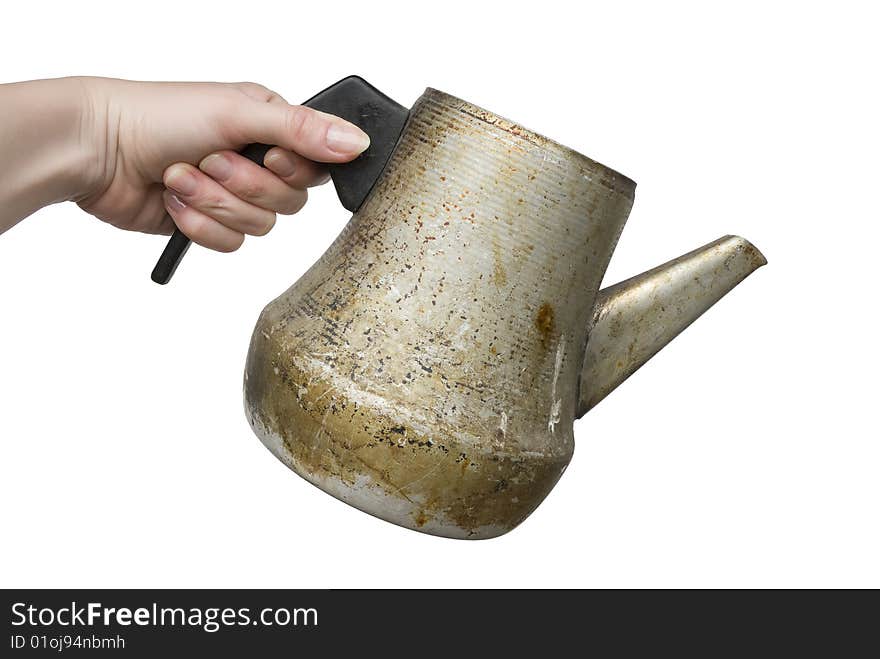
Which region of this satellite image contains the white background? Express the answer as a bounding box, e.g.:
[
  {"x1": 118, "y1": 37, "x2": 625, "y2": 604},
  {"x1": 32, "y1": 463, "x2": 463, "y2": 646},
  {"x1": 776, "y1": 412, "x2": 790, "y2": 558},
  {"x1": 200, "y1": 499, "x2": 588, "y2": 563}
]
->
[{"x1": 1, "y1": 1, "x2": 877, "y2": 588}]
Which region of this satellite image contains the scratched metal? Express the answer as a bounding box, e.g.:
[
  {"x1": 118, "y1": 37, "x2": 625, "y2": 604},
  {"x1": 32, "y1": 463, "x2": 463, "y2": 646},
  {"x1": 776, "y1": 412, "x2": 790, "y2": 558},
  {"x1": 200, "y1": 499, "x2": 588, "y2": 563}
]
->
[
  {"x1": 243, "y1": 89, "x2": 765, "y2": 539},
  {"x1": 578, "y1": 235, "x2": 767, "y2": 415}
]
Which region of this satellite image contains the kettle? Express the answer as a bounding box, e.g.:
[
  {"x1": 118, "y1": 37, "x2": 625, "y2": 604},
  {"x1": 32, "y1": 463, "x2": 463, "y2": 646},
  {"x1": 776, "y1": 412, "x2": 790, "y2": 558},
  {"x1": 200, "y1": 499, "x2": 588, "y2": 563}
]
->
[{"x1": 155, "y1": 76, "x2": 766, "y2": 539}]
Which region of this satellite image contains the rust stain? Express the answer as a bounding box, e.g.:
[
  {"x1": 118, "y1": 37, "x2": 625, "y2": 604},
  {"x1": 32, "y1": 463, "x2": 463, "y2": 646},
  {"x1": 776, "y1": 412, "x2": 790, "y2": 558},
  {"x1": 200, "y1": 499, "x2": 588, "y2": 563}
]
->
[
  {"x1": 492, "y1": 242, "x2": 507, "y2": 287},
  {"x1": 240, "y1": 87, "x2": 765, "y2": 542},
  {"x1": 535, "y1": 302, "x2": 555, "y2": 343},
  {"x1": 241, "y1": 87, "x2": 642, "y2": 540}
]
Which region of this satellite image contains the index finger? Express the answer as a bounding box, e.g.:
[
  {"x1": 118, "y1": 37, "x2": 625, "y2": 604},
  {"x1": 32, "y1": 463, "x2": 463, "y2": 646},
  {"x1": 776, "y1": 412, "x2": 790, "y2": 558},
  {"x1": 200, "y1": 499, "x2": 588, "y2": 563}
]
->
[{"x1": 229, "y1": 101, "x2": 370, "y2": 163}]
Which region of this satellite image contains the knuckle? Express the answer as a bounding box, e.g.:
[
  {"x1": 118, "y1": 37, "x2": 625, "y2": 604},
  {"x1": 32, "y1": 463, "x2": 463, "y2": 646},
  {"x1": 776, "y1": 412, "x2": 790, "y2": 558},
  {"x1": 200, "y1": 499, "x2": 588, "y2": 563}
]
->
[
  {"x1": 234, "y1": 81, "x2": 275, "y2": 101},
  {"x1": 284, "y1": 106, "x2": 316, "y2": 144},
  {"x1": 240, "y1": 179, "x2": 266, "y2": 201},
  {"x1": 237, "y1": 81, "x2": 263, "y2": 94},
  {"x1": 280, "y1": 189, "x2": 307, "y2": 215},
  {"x1": 183, "y1": 213, "x2": 211, "y2": 243},
  {"x1": 220, "y1": 233, "x2": 246, "y2": 253},
  {"x1": 248, "y1": 212, "x2": 277, "y2": 237},
  {"x1": 203, "y1": 195, "x2": 228, "y2": 214}
]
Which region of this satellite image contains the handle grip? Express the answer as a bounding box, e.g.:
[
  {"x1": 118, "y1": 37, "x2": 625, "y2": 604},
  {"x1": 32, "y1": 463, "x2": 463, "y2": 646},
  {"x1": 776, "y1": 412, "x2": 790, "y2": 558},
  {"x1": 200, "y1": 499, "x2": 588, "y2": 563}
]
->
[
  {"x1": 150, "y1": 143, "x2": 271, "y2": 284},
  {"x1": 150, "y1": 76, "x2": 408, "y2": 285}
]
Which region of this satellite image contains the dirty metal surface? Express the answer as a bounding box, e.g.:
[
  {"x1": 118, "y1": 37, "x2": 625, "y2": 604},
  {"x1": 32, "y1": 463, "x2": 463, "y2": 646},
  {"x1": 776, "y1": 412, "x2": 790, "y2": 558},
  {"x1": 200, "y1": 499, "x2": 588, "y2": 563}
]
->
[
  {"x1": 579, "y1": 235, "x2": 767, "y2": 415},
  {"x1": 244, "y1": 88, "x2": 636, "y2": 538}
]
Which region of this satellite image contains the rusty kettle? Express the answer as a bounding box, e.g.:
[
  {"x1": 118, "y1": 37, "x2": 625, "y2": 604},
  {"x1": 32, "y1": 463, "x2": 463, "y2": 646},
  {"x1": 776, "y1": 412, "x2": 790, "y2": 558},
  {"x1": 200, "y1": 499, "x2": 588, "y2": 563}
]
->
[{"x1": 155, "y1": 76, "x2": 766, "y2": 538}]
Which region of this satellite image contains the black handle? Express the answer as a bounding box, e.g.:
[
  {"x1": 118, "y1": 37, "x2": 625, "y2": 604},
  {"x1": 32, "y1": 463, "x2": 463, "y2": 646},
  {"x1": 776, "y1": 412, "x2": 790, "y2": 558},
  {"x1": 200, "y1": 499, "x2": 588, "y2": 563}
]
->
[{"x1": 151, "y1": 76, "x2": 408, "y2": 285}]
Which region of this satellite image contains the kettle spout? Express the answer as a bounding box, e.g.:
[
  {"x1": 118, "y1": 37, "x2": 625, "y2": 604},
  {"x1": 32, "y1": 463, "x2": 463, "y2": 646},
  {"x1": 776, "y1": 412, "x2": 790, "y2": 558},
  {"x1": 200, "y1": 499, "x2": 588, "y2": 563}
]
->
[{"x1": 577, "y1": 235, "x2": 767, "y2": 417}]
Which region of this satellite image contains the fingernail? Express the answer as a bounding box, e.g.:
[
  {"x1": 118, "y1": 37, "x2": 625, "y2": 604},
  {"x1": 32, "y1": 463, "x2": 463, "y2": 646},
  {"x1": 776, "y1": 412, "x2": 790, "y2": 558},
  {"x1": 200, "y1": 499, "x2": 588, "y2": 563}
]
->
[
  {"x1": 165, "y1": 192, "x2": 186, "y2": 212},
  {"x1": 165, "y1": 165, "x2": 198, "y2": 196},
  {"x1": 326, "y1": 123, "x2": 370, "y2": 155},
  {"x1": 199, "y1": 153, "x2": 233, "y2": 182},
  {"x1": 265, "y1": 152, "x2": 296, "y2": 178}
]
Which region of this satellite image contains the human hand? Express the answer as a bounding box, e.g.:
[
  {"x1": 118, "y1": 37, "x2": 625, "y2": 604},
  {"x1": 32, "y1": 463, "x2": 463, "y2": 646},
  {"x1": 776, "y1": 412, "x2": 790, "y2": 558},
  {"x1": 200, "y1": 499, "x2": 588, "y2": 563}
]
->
[{"x1": 74, "y1": 78, "x2": 370, "y2": 251}]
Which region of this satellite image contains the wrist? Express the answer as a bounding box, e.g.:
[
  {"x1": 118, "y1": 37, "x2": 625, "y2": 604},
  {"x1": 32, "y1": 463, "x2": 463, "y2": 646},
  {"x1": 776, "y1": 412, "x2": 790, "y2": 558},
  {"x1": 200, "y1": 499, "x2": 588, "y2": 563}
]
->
[
  {"x1": 9, "y1": 77, "x2": 104, "y2": 205},
  {"x1": 62, "y1": 77, "x2": 110, "y2": 203},
  {"x1": 32, "y1": 78, "x2": 103, "y2": 203},
  {"x1": 0, "y1": 77, "x2": 104, "y2": 232}
]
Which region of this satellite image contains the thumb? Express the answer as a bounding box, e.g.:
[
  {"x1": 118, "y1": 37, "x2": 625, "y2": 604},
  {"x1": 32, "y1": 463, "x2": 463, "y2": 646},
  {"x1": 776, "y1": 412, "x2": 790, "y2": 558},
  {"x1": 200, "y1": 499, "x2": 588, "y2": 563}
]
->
[{"x1": 232, "y1": 101, "x2": 370, "y2": 163}]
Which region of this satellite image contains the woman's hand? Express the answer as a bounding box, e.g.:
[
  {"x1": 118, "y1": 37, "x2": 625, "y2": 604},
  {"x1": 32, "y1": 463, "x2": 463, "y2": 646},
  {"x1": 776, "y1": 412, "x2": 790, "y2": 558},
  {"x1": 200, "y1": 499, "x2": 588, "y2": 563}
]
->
[
  {"x1": 76, "y1": 78, "x2": 369, "y2": 251},
  {"x1": 0, "y1": 77, "x2": 370, "y2": 250}
]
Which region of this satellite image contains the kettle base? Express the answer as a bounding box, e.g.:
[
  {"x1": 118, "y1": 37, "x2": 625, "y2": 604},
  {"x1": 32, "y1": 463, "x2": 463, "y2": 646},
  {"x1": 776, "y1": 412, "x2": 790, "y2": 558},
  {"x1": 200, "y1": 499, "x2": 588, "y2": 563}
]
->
[
  {"x1": 248, "y1": 411, "x2": 511, "y2": 540},
  {"x1": 244, "y1": 333, "x2": 571, "y2": 540}
]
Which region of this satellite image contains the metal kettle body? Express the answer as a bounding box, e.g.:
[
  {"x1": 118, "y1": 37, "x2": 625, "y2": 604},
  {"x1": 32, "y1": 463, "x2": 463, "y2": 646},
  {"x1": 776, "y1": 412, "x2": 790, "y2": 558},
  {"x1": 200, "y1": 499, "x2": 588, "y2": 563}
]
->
[{"x1": 243, "y1": 88, "x2": 765, "y2": 538}]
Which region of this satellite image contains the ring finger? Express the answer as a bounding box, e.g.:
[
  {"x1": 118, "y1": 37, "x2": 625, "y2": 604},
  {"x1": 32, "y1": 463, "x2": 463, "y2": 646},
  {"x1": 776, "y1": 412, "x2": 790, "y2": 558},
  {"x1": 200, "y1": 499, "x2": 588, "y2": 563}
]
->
[
  {"x1": 163, "y1": 190, "x2": 244, "y2": 253},
  {"x1": 163, "y1": 163, "x2": 277, "y2": 236}
]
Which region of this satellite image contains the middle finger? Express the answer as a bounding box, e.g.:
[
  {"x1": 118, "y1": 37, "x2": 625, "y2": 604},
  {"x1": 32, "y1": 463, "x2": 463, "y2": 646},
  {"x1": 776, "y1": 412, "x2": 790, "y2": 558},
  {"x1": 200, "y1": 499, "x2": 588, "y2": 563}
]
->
[
  {"x1": 199, "y1": 150, "x2": 316, "y2": 214},
  {"x1": 164, "y1": 163, "x2": 278, "y2": 236}
]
